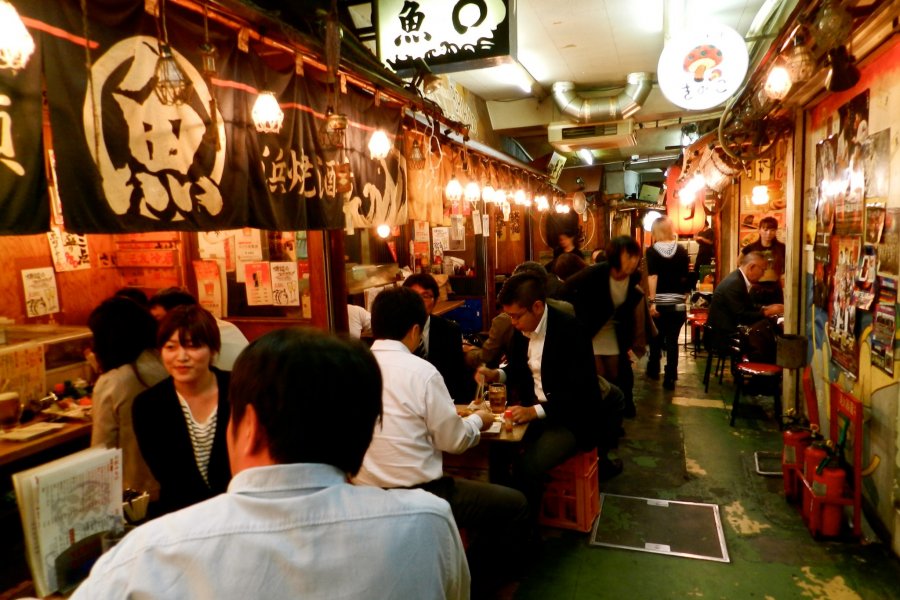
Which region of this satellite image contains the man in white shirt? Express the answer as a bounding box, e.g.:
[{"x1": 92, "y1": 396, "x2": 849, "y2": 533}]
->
[
  {"x1": 478, "y1": 273, "x2": 603, "y2": 517},
  {"x1": 73, "y1": 328, "x2": 469, "y2": 600},
  {"x1": 355, "y1": 286, "x2": 529, "y2": 595}
]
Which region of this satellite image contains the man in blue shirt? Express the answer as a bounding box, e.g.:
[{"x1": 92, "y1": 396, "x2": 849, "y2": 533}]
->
[{"x1": 74, "y1": 328, "x2": 469, "y2": 600}]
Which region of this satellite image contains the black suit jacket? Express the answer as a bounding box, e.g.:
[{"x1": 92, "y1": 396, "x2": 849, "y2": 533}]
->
[
  {"x1": 427, "y1": 315, "x2": 474, "y2": 404},
  {"x1": 707, "y1": 268, "x2": 764, "y2": 348},
  {"x1": 502, "y1": 306, "x2": 601, "y2": 450},
  {"x1": 133, "y1": 368, "x2": 232, "y2": 517}
]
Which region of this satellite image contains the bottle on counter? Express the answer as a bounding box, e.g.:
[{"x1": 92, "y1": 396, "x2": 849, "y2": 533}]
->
[{"x1": 503, "y1": 409, "x2": 514, "y2": 433}]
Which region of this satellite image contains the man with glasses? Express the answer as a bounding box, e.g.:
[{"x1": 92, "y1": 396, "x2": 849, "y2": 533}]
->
[
  {"x1": 477, "y1": 272, "x2": 603, "y2": 518},
  {"x1": 707, "y1": 252, "x2": 784, "y2": 352}
]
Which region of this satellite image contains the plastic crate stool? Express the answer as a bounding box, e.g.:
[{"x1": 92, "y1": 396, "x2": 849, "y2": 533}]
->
[{"x1": 538, "y1": 449, "x2": 600, "y2": 532}]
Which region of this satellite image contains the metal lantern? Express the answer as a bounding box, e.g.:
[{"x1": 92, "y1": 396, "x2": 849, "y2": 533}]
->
[
  {"x1": 154, "y1": 44, "x2": 193, "y2": 106},
  {"x1": 408, "y1": 139, "x2": 426, "y2": 170},
  {"x1": 252, "y1": 91, "x2": 284, "y2": 133},
  {"x1": 320, "y1": 109, "x2": 349, "y2": 148}
]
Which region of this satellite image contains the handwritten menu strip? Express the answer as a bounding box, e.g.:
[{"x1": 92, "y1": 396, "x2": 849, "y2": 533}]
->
[
  {"x1": 115, "y1": 249, "x2": 178, "y2": 268},
  {"x1": 117, "y1": 268, "x2": 182, "y2": 290},
  {"x1": 0, "y1": 343, "x2": 45, "y2": 403}
]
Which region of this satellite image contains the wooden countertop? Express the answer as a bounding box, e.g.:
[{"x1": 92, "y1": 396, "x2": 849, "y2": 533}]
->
[
  {"x1": 432, "y1": 299, "x2": 465, "y2": 316},
  {"x1": 0, "y1": 419, "x2": 92, "y2": 468}
]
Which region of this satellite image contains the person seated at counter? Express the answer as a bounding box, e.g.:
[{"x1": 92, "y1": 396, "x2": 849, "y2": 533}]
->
[
  {"x1": 706, "y1": 252, "x2": 784, "y2": 352},
  {"x1": 741, "y1": 216, "x2": 785, "y2": 283},
  {"x1": 73, "y1": 328, "x2": 470, "y2": 600},
  {"x1": 464, "y1": 261, "x2": 573, "y2": 370},
  {"x1": 133, "y1": 305, "x2": 231, "y2": 518},
  {"x1": 88, "y1": 297, "x2": 168, "y2": 502},
  {"x1": 354, "y1": 286, "x2": 529, "y2": 596},
  {"x1": 477, "y1": 273, "x2": 608, "y2": 518},
  {"x1": 402, "y1": 273, "x2": 474, "y2": 403},
  {"x1": 147, "y1": 287, "x2": 249, "y2": 371}
]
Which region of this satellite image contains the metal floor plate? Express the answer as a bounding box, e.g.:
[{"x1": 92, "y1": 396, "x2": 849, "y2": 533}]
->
[{"x1": 589, "y1": 493, "x2": 730, "y2": 563}]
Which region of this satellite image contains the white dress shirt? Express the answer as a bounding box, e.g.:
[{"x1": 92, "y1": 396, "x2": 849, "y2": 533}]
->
[
  {"x1": 214, "y1": 319, "x2": 249, "y2": 371},
  {"x1": 524, "y1": 304, "x2": 550, "y2": 419},
  {"x1": 354, "y1": 339, "x2": 483, "y2": 488},
  {"x1": 73, "y1": 463, "x2": 469, "y2": 600}
]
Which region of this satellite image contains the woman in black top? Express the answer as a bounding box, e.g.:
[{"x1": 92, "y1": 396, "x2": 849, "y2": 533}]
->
[
  {"x1": 646, "y1": 216, "x2": 691, "y2": 390},
  {"x1": 133, "y1": 305, "x2": 231, "y2": 517}
]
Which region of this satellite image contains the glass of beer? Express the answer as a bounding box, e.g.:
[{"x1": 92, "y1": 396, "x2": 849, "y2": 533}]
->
[
  {"x1": 0, "y1": 392, "x2": 22, "y2": 433},
  {"x1": 488, "y1": 383, "x2": 507, "y2": 414}
]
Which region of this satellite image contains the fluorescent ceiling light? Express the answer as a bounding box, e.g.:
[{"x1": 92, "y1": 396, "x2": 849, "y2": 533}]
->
[{"x1": 578, "y1": 149, "x2": 594, "y2": 165}]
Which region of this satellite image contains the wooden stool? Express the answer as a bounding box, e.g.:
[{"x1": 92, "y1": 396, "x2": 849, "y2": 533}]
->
[{"x1": 731, "y1": 362, "x2": 783, "y2": 426}]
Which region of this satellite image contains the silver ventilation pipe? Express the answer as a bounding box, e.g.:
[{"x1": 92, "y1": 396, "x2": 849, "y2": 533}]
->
[{"x1": 551, "y1": 72, "x2": 654, "y2": 123}]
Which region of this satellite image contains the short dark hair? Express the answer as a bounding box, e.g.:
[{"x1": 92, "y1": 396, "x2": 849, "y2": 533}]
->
[
  {"x1": 88, "y1": 297, "x2": 157, "y2": 372},
  {"x1": 606, "y1": 236, "x2": 642, "y2": 269},
  {"x1": 371, "y1": 287, "x2": 427, "y2": 341},
  {"x1": 229, "y1": 328, "x2": 382, "y2": 474},
  {"x1": 758, "y1": 216, "x2": 778, "y2": 230},
  {"x1": 113, "y1": 287, "x2": 149, "y2": 308},
  {"x1": 157, "y1": 304, "x2": 221, "y2": 354},
  {"x1": 498, "y1": 272, "x2": 546, "y2": 308},
  {"x1": 512, "y1": 261, "x2": 549, "y2": 282},
  {"x1": 148, "y1": 287, "x2": 198, "y2": 312},
  {"x1": 402, "y1": 272, "x2": 439, "y2": 299},
  {"x1": 553, "y1": 252, "x2": 587, "y2": 280}
]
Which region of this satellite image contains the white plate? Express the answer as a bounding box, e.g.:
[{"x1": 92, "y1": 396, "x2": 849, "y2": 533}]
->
[{"x1": 0, "y1": 422, "x2": 65, "y2": 441}]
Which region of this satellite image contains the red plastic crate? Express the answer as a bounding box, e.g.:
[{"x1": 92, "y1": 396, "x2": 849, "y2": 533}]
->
[{"x1": 539, "y1": 449, "x2": 600, "y2": 532}]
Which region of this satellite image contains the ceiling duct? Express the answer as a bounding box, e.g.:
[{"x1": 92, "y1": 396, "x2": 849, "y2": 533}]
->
[
  {"x1": 548, "y1": 120, "x2": 636, "y2": 152},
  {"x1": 551, "y1": 72, "x2": 653, "y2": 124}
]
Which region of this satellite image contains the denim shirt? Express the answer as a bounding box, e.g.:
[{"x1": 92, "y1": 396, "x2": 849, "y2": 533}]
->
[{"x1": 73, "y1": 463, "x2": 470, "y2": 600}]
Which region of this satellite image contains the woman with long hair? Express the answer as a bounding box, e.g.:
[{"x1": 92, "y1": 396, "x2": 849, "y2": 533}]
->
[
  {"x1": 89, "y1": 297, "x2": 168, "y2": 500},
  {"x1": 133, "y1": 305, "x2": 231, "y2": 517}
]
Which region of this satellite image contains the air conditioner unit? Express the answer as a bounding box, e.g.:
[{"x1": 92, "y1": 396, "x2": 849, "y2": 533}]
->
[{"x1": 548, "y1": 120, "x2": 636, "y2": 152}]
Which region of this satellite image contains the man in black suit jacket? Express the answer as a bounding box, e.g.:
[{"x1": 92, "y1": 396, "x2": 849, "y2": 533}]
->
[
  {"x1": 478, "y1": 272, "x2": 604, "y2": 516},
  {"x1": 403, "y1": 273, "x2": 474, "y2": 404},
  {"x1": 707, "y1": 252, "x2": 784, "y2": 350}
]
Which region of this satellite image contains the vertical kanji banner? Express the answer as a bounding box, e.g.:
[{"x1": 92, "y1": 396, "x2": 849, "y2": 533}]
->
[{"x1": 0, "y1": 5, "x2": 48, "y2": 234}]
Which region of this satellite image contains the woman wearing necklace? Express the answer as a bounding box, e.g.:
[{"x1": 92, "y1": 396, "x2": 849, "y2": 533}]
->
[
  {"x1": 133, "y1": 305, "x2": 231, "y2": 518},
  {"x1": 645, "y1": 217, "x2": 691, "y2": 391}
]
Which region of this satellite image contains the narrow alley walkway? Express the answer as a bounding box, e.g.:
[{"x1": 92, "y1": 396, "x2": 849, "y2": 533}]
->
[{"x1": 515, "y1": 346, "x2": 900, "y2": 599}]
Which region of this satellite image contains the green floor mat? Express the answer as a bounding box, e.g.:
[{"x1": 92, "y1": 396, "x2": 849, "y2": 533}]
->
[{"x1": 589, "y1": 493, "x2": 730, "y2": 563}]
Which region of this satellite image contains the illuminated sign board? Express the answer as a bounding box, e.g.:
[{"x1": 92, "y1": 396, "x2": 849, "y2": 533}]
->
[
  {"x1": 377, "y1": 0, "x2": 516, "y2": 75},
  {"x1": 657, "y1": 24, "x2": 749, "y2": 111}
]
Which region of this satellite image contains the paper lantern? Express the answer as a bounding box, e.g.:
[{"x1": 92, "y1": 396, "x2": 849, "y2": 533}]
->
[{"x1": 665, "y1": 164, "x2": 707, "y2": 236}]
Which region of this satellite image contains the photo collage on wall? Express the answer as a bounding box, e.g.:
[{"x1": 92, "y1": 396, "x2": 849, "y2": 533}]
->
[{"x1": 813, "y1": 90, "x2": 896, "y2": 377}]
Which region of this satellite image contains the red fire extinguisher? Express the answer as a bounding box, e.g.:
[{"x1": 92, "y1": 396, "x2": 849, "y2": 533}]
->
[
  {"x1": 801, "y1": 442, "x2": 829, "y2": 522},
  {"x1": 782, "y1": 428, "x2": 812, "y2": 501},
  {"x1": 811, "y1": 465, "x2": 847, "y2": 537}
]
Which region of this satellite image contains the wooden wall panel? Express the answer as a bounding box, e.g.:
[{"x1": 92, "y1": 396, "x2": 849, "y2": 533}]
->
[{"x1": 0, "y1": 234, "x2": 119, "y2": 325}]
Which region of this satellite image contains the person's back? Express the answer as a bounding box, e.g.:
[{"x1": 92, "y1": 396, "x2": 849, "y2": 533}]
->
[{"x1": 75, "y1": 464, "x2": 467, "y2": 600}]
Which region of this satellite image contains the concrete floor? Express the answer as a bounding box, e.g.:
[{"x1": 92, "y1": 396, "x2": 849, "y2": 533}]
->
[{"x1": 515, "y1": 347, "x2": 900, "y2": 599}]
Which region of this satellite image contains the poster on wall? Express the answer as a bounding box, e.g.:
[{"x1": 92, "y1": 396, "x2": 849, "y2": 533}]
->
[
  {"x1": 863, "y1": 128, "x2": 890, "y2": 200},
  {"x1": 853, "y1": 245, "x2": 877, "y2": 310},
  {"x1": 833, "y1": 91, "x2": 869, "y2": 235},
  {"x1": 865, "y1": 201, "x2": 885, "y2": 246},
  {"x1": 871, "y1": 277, "x2": 896, "y2": 376},
  {"x1": 21, "y1": 268, "x2": 60, "y2": 318},
  {"x1": 813, "y1": 235, "x2": 831, "y2": 310},
  {"x1": 243, "y1": 262, "x2": 273, "y2": 306},
  {"x1": 815, "y1": 136, "x2": 838, "y2": 235},
  {"x1": 877, "y1": 208, "x2": 900, "y2": 276},
  {"x1": 828, "y1": 236, "x2": 861, "y2": 377},
  {"x1": 193, "y1": 260, "x2": 223, "y2": 318},
  {"x1": 46, "y1": 228, "x2": 91, "y2": 272},
  {"x1": 270, "y1": 262, "x2": 300, "y2": 306}
]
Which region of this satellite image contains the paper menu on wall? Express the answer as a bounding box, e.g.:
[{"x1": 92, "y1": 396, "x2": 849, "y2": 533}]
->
[
  {"x1": 21, "y1": 267, "x2": 60, "y2": 318},
  {"x1": 13, "y1": 447, "x2": 123, "y2": 597},
  {"x1": 244, "y1": 262, "x2": 273, "y2": 306}
]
